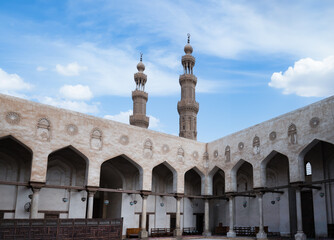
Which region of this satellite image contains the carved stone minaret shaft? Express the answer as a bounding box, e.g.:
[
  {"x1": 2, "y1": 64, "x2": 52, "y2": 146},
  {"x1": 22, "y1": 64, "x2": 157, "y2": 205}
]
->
[
  {"x1": 130, "y1": 54, "x2": 149, "y2": 128},
  {"x1": 177, "y1": 34, "x2": 199, "y2": 140}
]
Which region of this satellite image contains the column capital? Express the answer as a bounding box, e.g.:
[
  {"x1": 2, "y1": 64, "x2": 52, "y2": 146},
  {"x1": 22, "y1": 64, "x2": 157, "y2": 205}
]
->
[
  {"x1": 140, "y1": 190, "x2": 151, "y2": 198},
  {"x1": 29, "y1": 181, "x2": 45, "y2": 191},
  {"x1": 225, "y1": 192, "x2": 236, "y2": 198},
  {"x1": 86, "y1": 185, "x2": 99, "y2": 195},
  {"x1": 174, "y1": 193, "x2": 184, "y2": 199},
  {"x1": 202, "y1": 195, "x2": 213, "y2": 200}
]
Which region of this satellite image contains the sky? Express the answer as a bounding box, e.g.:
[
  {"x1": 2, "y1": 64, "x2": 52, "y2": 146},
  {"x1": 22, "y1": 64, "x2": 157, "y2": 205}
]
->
[{"x1": 1, "y1": 0, "x2": 334, "y2": 143}]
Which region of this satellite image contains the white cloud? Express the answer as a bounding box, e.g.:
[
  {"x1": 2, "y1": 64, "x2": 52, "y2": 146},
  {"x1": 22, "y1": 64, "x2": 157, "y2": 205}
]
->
[
  {"x1": 60, "y1": 84, "x2": 93, "y2": 100},
  {"x1": 0, "y1": 68, "x2": 31, "y2": 92},
  {"x1": 40, "y1": 96, "x2": 99, "y2": 114},
  {"x1": 56, "y1": 62, "x2": 87, "y2": 76},
  {"x1": 104, "y1": 109, "x2": 161, "y2": 130},
  {"x1": 269, "y1": 56, "x2": 334, "y2": 97},
  {"x1": 36, "y1": 66, "x2": 47, "y2": 71}
]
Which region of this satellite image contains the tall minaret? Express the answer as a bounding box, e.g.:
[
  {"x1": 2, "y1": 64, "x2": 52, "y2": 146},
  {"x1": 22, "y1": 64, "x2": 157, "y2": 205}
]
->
[
  {"x1": 130, "y1": 53, "x2": 149, "y2": 128},
  {"x1": 177, "y1": 34, "x2": 199, "y2": 140}
]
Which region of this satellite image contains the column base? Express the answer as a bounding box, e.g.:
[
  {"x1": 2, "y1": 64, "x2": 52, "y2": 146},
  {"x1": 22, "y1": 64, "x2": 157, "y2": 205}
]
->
[
  {"x1": 203, "y1": 231, "x2": 212, "y2": 236},
  {"x1": 139, "y1": 230, "x2": 148, "y2": 239},
  {"x1": 295, "y1": 231, "x2": 306, "y2": 240},
  {"x1": 227, "y1": 230, "x2": 236, "y2": 238},
  {"x1": 173, "y1": 228, "x2": 182, "y2": 237},
  {"x1": 256, "y1": 231, "x2": 267, "y2": 239}
]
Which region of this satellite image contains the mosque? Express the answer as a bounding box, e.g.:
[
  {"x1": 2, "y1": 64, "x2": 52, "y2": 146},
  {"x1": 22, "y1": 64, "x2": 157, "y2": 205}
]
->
[{"x1": 0, "y1": 35, "x2": 334, "y2": 240}]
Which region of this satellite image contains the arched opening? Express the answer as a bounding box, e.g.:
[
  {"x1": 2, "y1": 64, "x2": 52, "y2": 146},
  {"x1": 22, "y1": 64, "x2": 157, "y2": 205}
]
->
[
  {"x1": 209, "y1": 167, "x2": 226, "y2": 234},
  {"x1": 0, "y1": 136, "x2": 32, "y2": 219},
  {"x1": 300, "y1": 140, "x2": 334, "y2": 238},
  {"x1": 184, "y1": 167, "x2": 204, "y2": 234},
  {"x1": 262, "y1": 151, "x2": 291, "y2": 236},
  {"x1": 99, "y1": 155, "x2": 142, "y2": 235},
  {"x1": 151, "y1": 162, "x2": 176, "y2": 232},
  {"x1": 40, "y1": 146, "x2": 88, "y2": 219},
  {"x1": 235, "y1": 161, "x2": 255, "y2": 227}
]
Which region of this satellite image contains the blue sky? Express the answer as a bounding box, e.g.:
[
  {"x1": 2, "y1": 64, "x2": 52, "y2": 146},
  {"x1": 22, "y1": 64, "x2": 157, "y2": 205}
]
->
[{"x1": 1, "y1": 0, "x2": 334, "y2": 142}]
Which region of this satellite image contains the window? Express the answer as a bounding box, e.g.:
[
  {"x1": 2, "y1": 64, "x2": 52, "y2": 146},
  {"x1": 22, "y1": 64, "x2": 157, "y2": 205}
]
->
[{"x1": 306, "y1": 162, "x2": 312, "y2": 176}]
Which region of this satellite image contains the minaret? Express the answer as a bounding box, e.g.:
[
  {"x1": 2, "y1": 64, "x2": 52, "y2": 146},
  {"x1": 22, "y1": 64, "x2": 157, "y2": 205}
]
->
[
  {"x1": 177, "y1": 34, "x2": 199, "y2": 140},
  {"x1": 130, "y1": 53, "x2": 149, "y2": 128}
]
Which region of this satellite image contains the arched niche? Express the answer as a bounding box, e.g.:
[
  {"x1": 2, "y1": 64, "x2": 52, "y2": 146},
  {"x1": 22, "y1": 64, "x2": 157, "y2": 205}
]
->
[{"x1": 152, "y1": 161, "x2": 177, "y2": 193}]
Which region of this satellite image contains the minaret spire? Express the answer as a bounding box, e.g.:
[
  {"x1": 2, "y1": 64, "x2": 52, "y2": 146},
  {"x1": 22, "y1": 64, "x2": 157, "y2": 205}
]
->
[
  {"x1": 130, "y1": 53, "x2": 149, "y2": 128},
  {"x1": 177, "y1": 34, "x2": 199, "y2": 140}
]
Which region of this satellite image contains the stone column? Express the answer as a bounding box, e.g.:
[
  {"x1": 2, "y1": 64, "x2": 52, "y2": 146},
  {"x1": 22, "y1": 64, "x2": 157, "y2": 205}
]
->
[
  {"x1": 295, "y1": 188, "x2": 306, "y2": 240},
  {"x1": 227, "y1": 195, "x2": 236, "y2": 237},
  {"x1": 203, "y1": 198, "x2": 212, "y2": 236},
  {"x1": 30, "y1": 187, "x2": 41, "y2": 219},
  {"x1": 174, "y1": 194, "x2": 183, "y2": 237},
  {"x1": 139, "y1": 192, "x2": 149, "y2": 239},
  {"x1": 256, "y1": 192, "x2": 267, "y2": 239},
  {"x1": 87, "y1": 191, "x2": 96, "y2": 219}
]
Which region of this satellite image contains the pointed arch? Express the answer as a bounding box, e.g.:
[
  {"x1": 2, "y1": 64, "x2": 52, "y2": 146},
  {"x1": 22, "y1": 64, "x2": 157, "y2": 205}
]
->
[
  {"x1": 184, "y1": 166, "x2": 205, "y2": 195},
  {"x1": 231, "y1": 159, "x2": 253, "y2": 192},
  {"x1": 152, "y1": 161, "x2": 177, "y2": 193},
  {"x1": 208, "y1": 166, "x2": 225, "y2": 196}
]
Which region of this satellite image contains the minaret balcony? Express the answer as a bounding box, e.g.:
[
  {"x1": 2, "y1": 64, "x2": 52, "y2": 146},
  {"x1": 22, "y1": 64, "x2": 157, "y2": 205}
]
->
[
  {"x1": 182, "y1": 55, "x2": 195, "y2": 64},
  {"x1": 177, "y1": 100, "x2": 199, "y2": 113},
  {"x1": 130, "y1": 115, "x2": 149, "y2": 128},
  {"x1": 132, "y1": 90, "x2": 148, "y2": 100},
  {"x1": 179, "y1": 74, "x2": 197, "y2": 85}
]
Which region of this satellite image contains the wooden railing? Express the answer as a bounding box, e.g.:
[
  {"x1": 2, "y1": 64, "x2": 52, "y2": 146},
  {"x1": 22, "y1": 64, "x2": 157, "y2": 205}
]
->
[{"x1": 0, "y1": 218, "x2": 123, "y2": 240}]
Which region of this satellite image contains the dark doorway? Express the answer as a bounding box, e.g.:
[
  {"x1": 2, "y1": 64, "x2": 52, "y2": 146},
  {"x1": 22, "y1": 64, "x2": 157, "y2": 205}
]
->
[
  {"x1": 301, "y1": 191, "x2": 315, "y2": 238},
  {"x1": 170, "y1": 214, "x2": 176, "y2": 230},
  {"x1": 195, "y1": 213, "x2": 204, "y2": 234}
]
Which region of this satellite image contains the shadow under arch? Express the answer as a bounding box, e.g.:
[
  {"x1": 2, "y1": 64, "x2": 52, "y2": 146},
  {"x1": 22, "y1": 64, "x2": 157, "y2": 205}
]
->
[
  {"x1": 0, "y1": 135, "x2": 33, "y2": 182},
  {"x1": 184, "y1": 166, "x2": 205, "y2": 196},
  {"x1": 152, "y1": 161, "x2": 177, "y2": 193},
  {"x1": 208, "y1": 166, "x2": 225, "y2": 196},
  {"x1": 230, "y1": 159, "x2": 253, "y2": 192},
  {"x1": 48, "y1": 145, "x2": 89, "y2": 186}
]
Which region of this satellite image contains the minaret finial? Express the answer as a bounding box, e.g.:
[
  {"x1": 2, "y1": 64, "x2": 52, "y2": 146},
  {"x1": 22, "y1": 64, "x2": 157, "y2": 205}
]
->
[
  {"x1": 140, "y1": 52, "x2": 143, "y2": 62},
  {"x1": 187, "y1": 33, "x2": 190, "y2": 44}
]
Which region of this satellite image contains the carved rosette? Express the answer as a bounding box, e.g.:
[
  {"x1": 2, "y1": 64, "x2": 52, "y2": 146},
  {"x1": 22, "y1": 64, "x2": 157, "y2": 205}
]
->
[
  {"x1": 214, "y1": 150, "x2": 218, "y2": 158},
  {"x1": 238, "y1": 142, "x2": 244, "y2": 151},
  {"x1": 192, "y1": 151, "x2": 199, "y2": 160},
  {"x1": 225, "y1": 145, "x2": 230, "y2": 162},
  {"x1": 253, "y1": 136, "x2": 260, "y2": 154},
  {"x1": 5, "y1": 112, "x2": 21, "y2": 125},
  {"x1": 143, "y1": 138, "x2": 153, "y2": 159},
  {"x1": 66, "y1": 124, "x2": 78, "y2": 136},
  {"x1": 269, "y1": 131, "x2": 277, "y2": 141},
  {"x1": 288, "y1": 123, "x2": 297, "y2": 145},
  {"x1": 309, "y1": 117, "x2": 320, "y2": 128},
  {"x1": 161, "y1": 144, "x2": 170, "y2": 154},
  {"x1": 36, "y1": 117, "x2": 51, "y2": 141},
  {"x1": 90, "y1": 128, "x2": 103, "y2": 150},
  {"x1": 119, "y1": 135, "x2": 129, "y2": 145}
]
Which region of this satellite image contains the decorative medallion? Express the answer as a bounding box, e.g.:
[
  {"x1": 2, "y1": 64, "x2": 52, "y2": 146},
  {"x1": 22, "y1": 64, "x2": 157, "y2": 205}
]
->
[
  {"x1": 66, "y1": 124, "x2": 78, "y2": 136},
  {"x1": 119, "y1": 135, "x2": 129, "y2": 145},
  {"x1": 162, "y1": 144, "x2": 170, "y2": 154},
  {"x1": 5, "y1": 112, "x2": 21, "y2": 125},
  {"x1": 309, "y1": 117, "x2": 320, "y2": 128},
  {"x1": 36, "y1": 117, "x2": 51, "y2": 141},
  {"x1": 90, "y1": 128, "x2": 103, "y2": 150},
  {"x1": 269, "y1": 131, "x2": 276, "y2": 141},
  {"x1": 214, "y1": 150, "x2": 218, "y2": 158},
  {"x1": 192, "y1": 151, "x2": 199, "y2": 160},
  {"x1": 177, "y1": 146, "x2": 184, "y2": 157},
  {"x1": 143, "y1": 138, "x2": 153, "y2": 159},
  {"x1": 238, "y1": 142, "x2": 244, "y2": 151}
]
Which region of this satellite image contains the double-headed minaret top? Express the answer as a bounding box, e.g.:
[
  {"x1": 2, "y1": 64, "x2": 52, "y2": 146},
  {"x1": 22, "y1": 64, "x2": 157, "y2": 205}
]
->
[
  {"x1": 177, "y1": 34, "x2": 199, "y2": 140},
  {"x1": 130, "y1": 53, "x2": 149, "y2": 128}
]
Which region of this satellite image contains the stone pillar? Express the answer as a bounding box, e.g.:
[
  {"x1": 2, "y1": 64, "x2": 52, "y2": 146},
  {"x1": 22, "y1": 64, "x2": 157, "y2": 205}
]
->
[
  {"x1": 203, "y1": 198, "x2": 212, "y2": 236},
  {"x1": 295, "y1": 188, "x2": 306, "y2": 240},
  {"x1": 227, "y1": 195, "x2": 236, "y2": 237},
  {"x1": 139, "y1": 192, "x2": 149, "y2": 239},
  {"x1": 87, "y1": 191, "x2": 96, "y2": 219},
  {"x1": 30, "y1": 187, "x2": 41, "y2": 219},
  {"x1": 174, "y1": 194, "x2": 183, "y2": 237},
  {"x1": 256, "y1": 192, "x2": 267, "y2": 239}
]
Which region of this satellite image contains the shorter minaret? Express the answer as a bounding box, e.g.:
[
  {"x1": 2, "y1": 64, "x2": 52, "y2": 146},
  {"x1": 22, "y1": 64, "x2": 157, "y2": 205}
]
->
[
  {"x1": 130, "y1": 53, "x2": 149, "y2": 128},
  {"x1": 177, "y1": 34, "x2": 199, "y2": 140}
]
